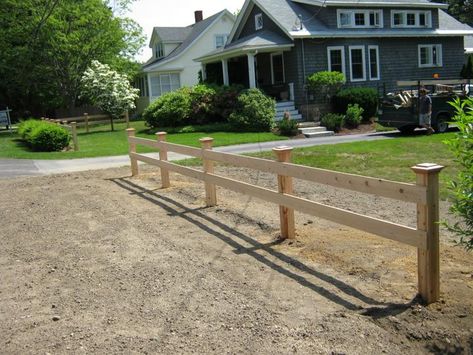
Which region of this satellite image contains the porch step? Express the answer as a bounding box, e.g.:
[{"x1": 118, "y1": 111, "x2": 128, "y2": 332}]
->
[
  {"x1": 298, "y1": 126, "x2": 327, "y2": 134},
  {"x1": 275, "y1": 100, "x2": 303, "y2": 121},
  {"x1": 303, "y1": 130, "x2": 335, "y2": 138},
  {"x1": 298, "y1": 124, "x2": 334, "y2": 138}
]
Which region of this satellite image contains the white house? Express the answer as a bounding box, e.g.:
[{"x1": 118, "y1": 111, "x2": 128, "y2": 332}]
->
[{"x1": 136, "y1": 10, "x2": 236, "y2": 113}]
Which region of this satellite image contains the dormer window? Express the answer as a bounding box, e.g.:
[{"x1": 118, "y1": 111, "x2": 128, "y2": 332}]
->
[
  {"x1": 337, "y1": 10, "x2": 383, "y2": 28},
  {"x1": 391, "y1": 10, "x2": 431, "y2": 28},
  {"x1": 255, "y1": 13, "x2": 263, "y2": 30},
  {"x1": 155, "y1": 42, "x2": 164, "y2": 59},
  {"x1": 215, "y1": 34, "x2": 228, "y2": 49}
]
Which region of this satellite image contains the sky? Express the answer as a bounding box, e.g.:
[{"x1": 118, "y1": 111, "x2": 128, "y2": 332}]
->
[{"x1": 128, "y1": 0, "x2": 245, "y2": 62}]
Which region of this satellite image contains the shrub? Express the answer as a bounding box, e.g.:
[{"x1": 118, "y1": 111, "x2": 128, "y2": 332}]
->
[
  {"x1": 189, "y1": 84, "x2": 218, "y2": 124},
  {"x1": 143, "y1": 87, "x2": 192, "y2": 128},
  {"x1": 443, "y1": 97, "x2": 473, "y2": 250},
  {"x1": 344, "y1": 104, "x2": 364, "y2": 128},
  {"x1": 321, "y1": 113, "x2": 344, "y2": 132},
  {"x1": 213, "y1": 84, "x2": 244, "y2": 120},
  {"x1": 277, "y1": 112, "x2": 299, "y2": 136},
  {"x1": 18, "y1": 119, "x2": 70, "y2": 151},
  {"x1": 228, "y1": 89, "x2": 275, "y2": 132},
  {"x1": 307, "y1": 71, "x2": 346, "y2": 99},
  {"x1": 18, "y1": 119, "x2": 42, "y2": 140},
  {"x1": 333, "y1": 87, "x2": 378, "y2": 120}
]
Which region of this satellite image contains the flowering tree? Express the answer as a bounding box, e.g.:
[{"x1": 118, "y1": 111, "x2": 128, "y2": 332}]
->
[{"x1": 81, "y1": 60, "x2": 139, "y2": 130}]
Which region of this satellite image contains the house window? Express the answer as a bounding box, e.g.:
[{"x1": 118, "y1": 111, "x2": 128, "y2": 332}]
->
[
  {"x1": 418, "y1": 44, "x2": 442, "y2": 67},
  {"x1": 215, "y1": 34, "x2": 228, "y2": 49},
  {"x1": 136, "y1": 76, "x2": 149, "y2": 97},
  {"x1": 255, "y1": 13, "x2": 263, "y2": 30},
  {"x1": 349, "y1": 46, "x2": 366, "y2": 82},
  {"x1": 271, "y1": 53, "x2": 285, "y2": 84},
  {"x1": 391, "y1": 10, "x2": 431, "y2": 28},
  {"x1": 368, "y1": 46, "x2": 380, "y2": 80},
  {"x1": 327, "y1": 46, "x2": 346, "y2": 75},
  {"x1": 150, "y1": 73, "x2": 180, "y2": 98},
  {"x1": 155, "y1": 42, "x2": 164, "y2": 58},
  {"x1": 337, "y1": 10, "x2": 383, "y2": 28}
]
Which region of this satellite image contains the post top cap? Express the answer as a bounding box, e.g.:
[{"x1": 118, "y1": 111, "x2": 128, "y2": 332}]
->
[
  {"x1": 156, "y1": 131, "x2": 167, "y2": 135},
  {"x1": 272, "y1": 145, "x2": 293, "y2": 152},
  {"x1": 199, "y1": 137, "x2": 214, "y2": 142},
  {"x1": 411, "y1": 163, "x2": 444, "y2": 173},
  {"x1": 125, "y1": 128, "x2": 135, "y2": 131}
]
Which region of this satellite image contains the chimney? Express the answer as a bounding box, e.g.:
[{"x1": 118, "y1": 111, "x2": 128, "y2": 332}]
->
[{"x1": 194, "y1": 10, "x2": 203, "y2": 23}]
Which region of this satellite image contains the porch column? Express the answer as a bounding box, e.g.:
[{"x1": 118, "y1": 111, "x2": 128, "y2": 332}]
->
[
  {"x1": 201, "y1": 64, "x2": 207, "y2": 81},
  {"x1": 247, "y1": 53, "x2": 256, "y2": 89},
  {"x1": 221, "y1": 59, "x2": 229, "y2": 86}
]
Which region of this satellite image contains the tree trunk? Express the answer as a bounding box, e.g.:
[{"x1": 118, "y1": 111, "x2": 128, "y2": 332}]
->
[{"x1": 110, "y1": 116, "x2": 114, "y2": 131}]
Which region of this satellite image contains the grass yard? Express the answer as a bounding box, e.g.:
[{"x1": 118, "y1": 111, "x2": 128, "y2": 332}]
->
[{"x1": 0, "y1": 120, "x2": 287, "y2": 160}]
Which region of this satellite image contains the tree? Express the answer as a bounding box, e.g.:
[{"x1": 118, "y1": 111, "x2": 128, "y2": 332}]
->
[
  {"x1": 0, "y1": 0, "x2": 145, "y2": 116},
  {"x1": 444, "y1": 97, "x2": 473, "y2": 251},
  {"x1": 81, "y1": 60, "x2": 139, "y2": 130},
  {"x1": 438, "y1": 0, "x2": 473, "y2": 26}
]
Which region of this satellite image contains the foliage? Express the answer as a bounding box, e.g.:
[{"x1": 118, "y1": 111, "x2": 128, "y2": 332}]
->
[
  {"x1": 18, "y1": 119, "x2": 70, "y2": 151},
  {"x1": 306, "y1": 71, "x2": 346, "y2": 99},
  {"x1": 460, "y1": 56, "x2": 473, "y2": 79},
  {"x1": 81, "y1": 60, "x2": 139, "y2": 130},
  {"x1": 321, "y1": 113, "x2": 345, "y2": 132},
  {"x1": 439, "y1": 0, "x2": 473, "y2": 26},
  {"x1": 443, "y1": 97, "x2": 473, "y2": 250},
  {"x1": 228, "y1": 89, "x2": 276, "y2": 132},
  {"x1": 333, "y1": 87, "x2": 378, "y2": 120},
  {"x1": 277, "y1": 112, "x2": 299, "y2": 136},
  {"x1": 213, "y1": 85, "x2": 244, "y2": 120},
  {"x1": 143, "y1": 88, "x2": 192, "y2": 128},
  {"x1": 0, "y1": 0, "x2": 145, "y2": 116},
  {"x1": 344, "y1": 104, "x2": 364, "y2": 128},
  {"x1": 189, "y1": 84, "x2": 218, "y2": 124}
]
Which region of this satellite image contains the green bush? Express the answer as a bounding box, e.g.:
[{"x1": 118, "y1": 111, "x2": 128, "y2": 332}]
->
[
  {"x1": 333, "y1": 87, "x2": 378, "y2": 120},
  {"x1": 18, "y1": 119, "x2": 42, "y2": 140},
  {"x1": 344, "y1": 104, "x2": 364, "y2": 128},
  {"x1": 143, "y1": 87, "x2": 192, "y2": 128},
  {"x1": 18, "y1": 119, "x2": 70, "y2": 151},
  {"x1": 321, "y1": 113, "x2": 345, "y2": 132},
  {"x1": 443, "y1": 97, "x2": 473, "y2": 250},
  {"x1": 277, "y1": 112, "x2": 299, "y2": 136},
  {"x1": 307, "y1": 71, "x2": 346, "y2": 98},
  {"x1": 189, "y1": 84, "x2": 218, "y2": 124},
  {"x1": 228, "y1": 89, "x2": 275, "y2": 132},
  {"x1": 213, "y1": 84, "x2": 244, "y2": 120}
]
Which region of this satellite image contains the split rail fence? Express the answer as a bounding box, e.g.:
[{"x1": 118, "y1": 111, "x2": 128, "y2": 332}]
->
[{"x1": 126, "y1": 128, "x2": 444, "y2": 304}]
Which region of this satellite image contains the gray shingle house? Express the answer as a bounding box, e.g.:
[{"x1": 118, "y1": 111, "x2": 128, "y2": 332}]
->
[{"x1": 196, "y1": 0, "x2": 473, "y2": 119}]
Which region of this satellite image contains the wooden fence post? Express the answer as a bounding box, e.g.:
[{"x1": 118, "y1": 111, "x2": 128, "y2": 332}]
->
[
  {"x1": 273, "y1": 146, "x2": 295, "y2": 240},
  {"x1": 84, "y1": 113, "x2": 89, "y2": 133},
  {"x1": 200, "y1": 137, "x2": 217, "y2": 207},
  {"x1": 126, "y1": 128, "x2": 139, "y2": 176},
  {"x1": 125, "y1": 111, "x2": 130, "y2": 129},
  {"x1": 156, "y1": 132, "x2": 170, "y2": 188},
  {"x1": 70, "y1": 122, "x2": 78, "y2": 151},
  {"x1": 411, "y1": 163, "x2": 444, "y2": 304}
]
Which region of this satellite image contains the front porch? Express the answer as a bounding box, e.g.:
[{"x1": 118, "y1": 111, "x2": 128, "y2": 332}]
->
[{"x1": 202, "y1": 52, "x2": 295, "y2": 103}]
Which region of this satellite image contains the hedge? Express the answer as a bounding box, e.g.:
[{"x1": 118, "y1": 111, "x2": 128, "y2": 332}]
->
[
  {"x1": 18, "y1": 119, "x2": 71, "y2": 151},
  {"x1": 332, "y1": 87, "x2": 378, "y2": 120}
]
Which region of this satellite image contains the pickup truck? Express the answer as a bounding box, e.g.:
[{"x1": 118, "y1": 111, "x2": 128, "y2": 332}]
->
[{"x1": 378, "y1": 79, "x2": 471, "y2": 134}]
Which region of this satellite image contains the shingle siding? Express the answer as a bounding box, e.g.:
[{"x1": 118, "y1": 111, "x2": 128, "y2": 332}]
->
[{"x1": 237, "y1": 4, "x2": 288, "y2": 40}]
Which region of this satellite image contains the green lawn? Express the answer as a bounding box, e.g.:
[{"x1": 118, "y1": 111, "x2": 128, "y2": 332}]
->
[
  {"x1": 249, "y1": 132, "x2": 457, "y2": 198},
  {"x1": 0, "y1": 120, "x2": 287, "y2": 160}
]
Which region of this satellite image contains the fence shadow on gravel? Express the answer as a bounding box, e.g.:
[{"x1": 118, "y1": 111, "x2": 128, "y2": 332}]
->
[{"x1": 109, "y1": 176, "x2": 417, "y2": 318}]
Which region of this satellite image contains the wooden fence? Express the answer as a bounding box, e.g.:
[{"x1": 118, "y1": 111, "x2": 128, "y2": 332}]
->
[
  {"x1": 45, "y1": 111, "x2": 129, "y2": 133},
  {"x1": 126, "y1": 128, "x2": 444, "y2": 304}
]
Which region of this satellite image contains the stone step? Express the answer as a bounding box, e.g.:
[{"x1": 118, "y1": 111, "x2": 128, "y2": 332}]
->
[
  {"x1": 297, "y1": 121, "x2": 320, "y2": 128},
  {"x1": 298, "y1": 126, "x2": 328, "y2": 134},
  {"x1": 303, "y1": 130, "x2": 335, "y2": 138}
]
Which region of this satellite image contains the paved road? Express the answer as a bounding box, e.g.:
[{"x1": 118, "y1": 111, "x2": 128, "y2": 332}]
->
[{"x1": 0, "y1": 131, "x2": 398, "y2": 179}]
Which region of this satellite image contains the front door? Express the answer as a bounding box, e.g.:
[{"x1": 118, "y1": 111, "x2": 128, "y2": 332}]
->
[{"x1": 271, "y1": 53, "x2": 285, "y2": 85}]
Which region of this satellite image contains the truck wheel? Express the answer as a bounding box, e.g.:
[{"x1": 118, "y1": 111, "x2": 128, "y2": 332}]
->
[
  {"x1": 434, "y1": 115, "x2": 449, "y2": 133},
  {"x1": 398, "y1": 125, "x2": 415, "y2": 134}
]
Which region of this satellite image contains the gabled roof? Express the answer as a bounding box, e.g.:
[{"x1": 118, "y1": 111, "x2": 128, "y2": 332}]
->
[
  {"x1": 143, "y1": 10, "x2": 235, "y2": 70},
  {"x1": 151, "y1": 27, "x2": 192, "y2": 44},
  {"x1": 229, "y1": 0, "x2": 473, "y2": 42},
  {"x1": 292, "y1": 0, "x2": 448, "y2": 8}
]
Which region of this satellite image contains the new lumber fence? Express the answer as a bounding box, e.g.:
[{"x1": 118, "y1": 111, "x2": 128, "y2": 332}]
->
[{"x1": 126, "y1": 128, "x2": 444, "y2": 304}]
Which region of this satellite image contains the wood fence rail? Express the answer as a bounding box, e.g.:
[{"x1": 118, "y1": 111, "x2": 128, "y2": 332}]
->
[
  {"x1": 126, "y1": 128, "x2": 444, "y2": 304},
  {"x1": 44, "y1": 111, "x2": 129, "y2": 133}
]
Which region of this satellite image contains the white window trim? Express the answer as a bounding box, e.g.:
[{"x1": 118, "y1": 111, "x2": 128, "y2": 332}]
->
[
  {"x1": 418, "y1": 44, "x2": 443, "y2": 68},
  {"x1": 349, "y1": 45, "x2": 366, "y2": 82},
  {"x1": 327, "y1": 46, "x2": 346, "y2": 76},
  {"x1": 391, "y1": 10, "x2": 432, "y2": 28},
  {"x1": 336, "y1": 9, "x2": 383, "y2": 29},
  {"x1": 270, "y1": 52, "x2": 285, "y2": 85},
  {"x1": 155, "y1": 42, "x2": 164, "y2": 59},
  {"x1": 214, "y1": 34, "x2": 228, "y2": 49},
  {"x1": 150, "y1": 72, "x2": 181, "y2": 99},
  {"x1": 255, "y1": 13, "x2": 263, "y2": 30},
  {"x1": 368, "y1": 45, "x2": 380, "y2": 81}
]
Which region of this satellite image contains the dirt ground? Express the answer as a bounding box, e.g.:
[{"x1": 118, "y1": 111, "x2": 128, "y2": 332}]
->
[{"x1": 0, "y1": 165, "x2": 472, "y2": 354}]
